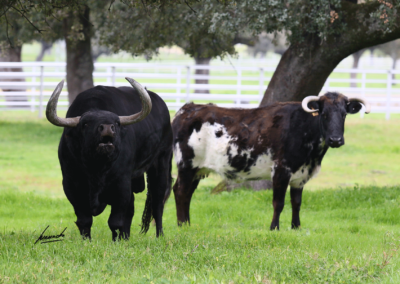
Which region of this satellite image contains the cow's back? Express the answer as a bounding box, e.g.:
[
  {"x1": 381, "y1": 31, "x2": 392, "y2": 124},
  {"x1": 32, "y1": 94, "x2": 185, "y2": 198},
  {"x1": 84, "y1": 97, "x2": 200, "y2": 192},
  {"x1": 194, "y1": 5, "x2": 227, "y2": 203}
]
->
[{"x1": 172, "y1": 103, "x2": 288, "y2": 180}]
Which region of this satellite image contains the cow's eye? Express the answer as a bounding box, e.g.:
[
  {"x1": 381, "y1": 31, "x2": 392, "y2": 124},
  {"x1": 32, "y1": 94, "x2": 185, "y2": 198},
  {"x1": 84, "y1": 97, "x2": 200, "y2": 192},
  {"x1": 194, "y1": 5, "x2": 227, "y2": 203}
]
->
[
  {"x1": 83, "y1": 123, "x2": 88, "y2": 128},
  {"x1": 116, "y1": 122, "x2": 120, "y2": 126}
]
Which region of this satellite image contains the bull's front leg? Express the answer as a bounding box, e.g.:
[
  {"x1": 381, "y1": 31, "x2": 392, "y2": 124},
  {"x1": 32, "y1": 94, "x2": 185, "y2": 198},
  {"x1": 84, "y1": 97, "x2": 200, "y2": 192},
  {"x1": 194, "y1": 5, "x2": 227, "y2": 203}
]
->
[
  {"x1": 270, "y1": 166, "x2": 291, "y2": 230},
  {"x1": 290, "y1": 186, "x2": 303, "y2": 229},
  {"x1": 108, "y1": 179, "x2": 131, "y2": 241}
]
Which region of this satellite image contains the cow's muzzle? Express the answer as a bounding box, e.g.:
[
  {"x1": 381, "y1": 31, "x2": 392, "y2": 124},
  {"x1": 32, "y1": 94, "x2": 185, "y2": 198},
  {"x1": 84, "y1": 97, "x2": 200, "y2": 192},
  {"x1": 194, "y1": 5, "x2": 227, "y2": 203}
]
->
[{"x1": 328, "y1": 136, "x2": 344, "y2": 148}]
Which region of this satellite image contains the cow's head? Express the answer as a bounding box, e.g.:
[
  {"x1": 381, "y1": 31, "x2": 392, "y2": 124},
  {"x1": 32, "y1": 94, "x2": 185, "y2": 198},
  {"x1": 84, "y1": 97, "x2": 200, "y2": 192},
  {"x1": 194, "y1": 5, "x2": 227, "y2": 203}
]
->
[
  {"x1": 301, "y1": 92, "x2": 370, "y2": 148},
  {"x1": 46, "y1": 77, "x2": 152, "y2": 159}
]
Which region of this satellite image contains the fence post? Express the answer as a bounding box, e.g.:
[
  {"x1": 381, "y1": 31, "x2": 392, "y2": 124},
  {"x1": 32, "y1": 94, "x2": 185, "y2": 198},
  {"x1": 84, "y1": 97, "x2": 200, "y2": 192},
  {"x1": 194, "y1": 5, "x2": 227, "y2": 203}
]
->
[
  {"x1": 107, "y1": 66, "x2": 111, "y2": 85},
  {"x1": 177, "y1": 67, "x2": 181, "y2": 107},
  {"x1": 38, "y1": 66, "x2": 44, "y2": 118},
  {"x1": 360, "y1": 71, "x2": 366, "y2": 118},
  {"x1": 111, "y1": 66, "x2": 116, "y2": 87},
  {"x1": 236, "y1": 68, "x2": 242, "y2": 105},
  {"x1": 186, "y1": 66, "x2": 191, "y2": 103},
  {"x1": 31, "y1": 66, "x2": 36, "y2": 112},
  {"x1": 386, "y1": 70, "x2": 392, "y2": 120},
  {"x1": 259, "y1": 68, "x2": 264, "y2": 104}
]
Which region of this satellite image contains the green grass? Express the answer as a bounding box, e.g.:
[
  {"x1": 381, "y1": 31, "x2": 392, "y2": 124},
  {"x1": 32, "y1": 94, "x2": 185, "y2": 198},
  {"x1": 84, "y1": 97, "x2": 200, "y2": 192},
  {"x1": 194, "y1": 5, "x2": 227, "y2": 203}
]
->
[
  {"x1": 1, "y1": 186, "x2": 400, "y2": 283},
  {"x1": 1, "y1": 114, "x2": 400, "y2": 283}
]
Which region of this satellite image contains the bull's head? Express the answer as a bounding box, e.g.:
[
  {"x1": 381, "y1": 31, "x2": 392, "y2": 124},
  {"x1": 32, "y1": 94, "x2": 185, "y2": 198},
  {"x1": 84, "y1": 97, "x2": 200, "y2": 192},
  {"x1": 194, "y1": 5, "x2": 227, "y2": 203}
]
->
[
  {"x1": 301, "y1": 92, "x2": 370, "y2": 148},
  {"x1": 46, "y1": 77, "x2": 152, "y2": 158}
]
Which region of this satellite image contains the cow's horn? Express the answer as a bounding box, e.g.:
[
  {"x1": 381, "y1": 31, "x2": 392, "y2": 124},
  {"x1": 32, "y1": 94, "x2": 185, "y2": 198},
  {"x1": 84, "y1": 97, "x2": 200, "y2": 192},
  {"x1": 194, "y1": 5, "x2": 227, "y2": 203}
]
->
[
  {"x1": 301, "y1": 96, "x2": 320, "y2": 113},
  {"x1": 348, "y1": 96, "x2": 371, "y2": 114},
  {"x1": 46, "y1": 80, "x2": 80, "y2": 127},
  {"x1": 119, "y1": 77, "x2": 152, "y2": 126}
]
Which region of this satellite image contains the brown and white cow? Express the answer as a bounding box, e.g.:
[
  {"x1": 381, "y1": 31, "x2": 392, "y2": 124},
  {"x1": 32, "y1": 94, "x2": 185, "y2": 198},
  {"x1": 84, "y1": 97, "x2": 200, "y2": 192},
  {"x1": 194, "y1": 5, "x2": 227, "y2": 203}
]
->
[{"x1": 168, "y1": 92, "x2": 370, "y2": 230}]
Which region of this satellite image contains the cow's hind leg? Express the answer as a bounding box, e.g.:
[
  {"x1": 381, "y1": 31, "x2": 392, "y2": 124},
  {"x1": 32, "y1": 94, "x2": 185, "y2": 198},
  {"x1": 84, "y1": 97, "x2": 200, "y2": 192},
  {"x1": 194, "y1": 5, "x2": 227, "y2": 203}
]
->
[
  {"x1": 290, "y1": 186, "x2": 303, "y2": 229},
  {"x1": 173, "y1": 168, "x2": 200, "y2": 226},
  {"x1": 146, "y1": 151, "x2": 172, "y2": 237},
  {"x1": 270, "y1": 167, "x2": 291, "y2": 230}
]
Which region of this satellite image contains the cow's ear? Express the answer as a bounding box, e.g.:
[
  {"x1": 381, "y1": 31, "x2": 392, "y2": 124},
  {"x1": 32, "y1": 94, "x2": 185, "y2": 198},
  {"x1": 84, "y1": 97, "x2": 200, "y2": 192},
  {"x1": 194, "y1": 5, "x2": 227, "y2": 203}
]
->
[
  {"x1": 347, "y1": 101, "x2": 362, "y2": 114},
  {"x1": 308, "y1": 101, "x2": 320, "y2": 111}
]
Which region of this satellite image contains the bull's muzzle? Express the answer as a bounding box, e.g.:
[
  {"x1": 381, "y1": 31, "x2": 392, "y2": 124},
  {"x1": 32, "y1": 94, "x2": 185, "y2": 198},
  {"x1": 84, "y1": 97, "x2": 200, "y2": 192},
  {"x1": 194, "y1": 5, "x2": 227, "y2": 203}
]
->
[
  {"x1": 97, "y1": 124, "x2": 116, "y2": 154},
  {"x1": 98, "y1": 124, "x2": 115, "y2": 137}
]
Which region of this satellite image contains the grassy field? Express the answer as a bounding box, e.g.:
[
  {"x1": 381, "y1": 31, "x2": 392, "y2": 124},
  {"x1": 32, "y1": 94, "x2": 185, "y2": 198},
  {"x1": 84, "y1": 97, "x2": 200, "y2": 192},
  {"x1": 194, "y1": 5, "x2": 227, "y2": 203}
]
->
[{"x1": 0, "y1": 113, "x2": 400, "y2": 283}]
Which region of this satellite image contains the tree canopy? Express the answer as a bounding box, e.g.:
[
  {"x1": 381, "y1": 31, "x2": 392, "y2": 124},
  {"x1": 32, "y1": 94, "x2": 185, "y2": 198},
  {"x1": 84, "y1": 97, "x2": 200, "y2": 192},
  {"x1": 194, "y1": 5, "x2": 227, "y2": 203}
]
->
[{"x1": 1, "y1": 0, "x2": 400, "y2": 104}]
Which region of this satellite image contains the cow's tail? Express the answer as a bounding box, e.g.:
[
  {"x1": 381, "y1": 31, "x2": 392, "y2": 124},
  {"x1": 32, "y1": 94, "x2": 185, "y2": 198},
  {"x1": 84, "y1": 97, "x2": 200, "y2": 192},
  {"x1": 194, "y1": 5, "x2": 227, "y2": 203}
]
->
[{"x1": 140, "y1": 190, "x2": 152, "y2": 234}]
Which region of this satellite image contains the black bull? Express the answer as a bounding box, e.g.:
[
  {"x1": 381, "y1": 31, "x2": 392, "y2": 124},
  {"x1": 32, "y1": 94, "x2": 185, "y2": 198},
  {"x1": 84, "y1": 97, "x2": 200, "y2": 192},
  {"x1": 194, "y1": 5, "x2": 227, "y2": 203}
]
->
[
  {"x1": 46, "y1": 78, "x2": 173, "y2": 240},
  {"x1": 169, "y1": 92, "x2": 370, "y2": 230}
]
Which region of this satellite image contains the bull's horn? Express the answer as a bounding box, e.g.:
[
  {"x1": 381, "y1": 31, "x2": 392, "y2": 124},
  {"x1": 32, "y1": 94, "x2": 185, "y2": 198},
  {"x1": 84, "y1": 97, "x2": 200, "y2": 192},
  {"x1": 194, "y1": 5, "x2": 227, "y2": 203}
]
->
[
  {"x1": 119, "y1": 77, "x2": 152, "y2": 126},
  {"x1": 301, "y1": 96, "x2": 320, "y2": 113},
  {"x1": 46, "y1": 80, "x2": 80, "y2": 127},
  {"x1": 348, "y1": 96, "x2": 371, "y2": 114}
]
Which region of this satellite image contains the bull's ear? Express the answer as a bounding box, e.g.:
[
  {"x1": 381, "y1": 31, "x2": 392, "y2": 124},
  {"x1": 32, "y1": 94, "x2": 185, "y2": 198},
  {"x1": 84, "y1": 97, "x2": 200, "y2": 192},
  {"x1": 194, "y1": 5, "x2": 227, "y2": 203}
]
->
[{"x1": 347, "y1": 101, "x2": 362, "y2": 114}]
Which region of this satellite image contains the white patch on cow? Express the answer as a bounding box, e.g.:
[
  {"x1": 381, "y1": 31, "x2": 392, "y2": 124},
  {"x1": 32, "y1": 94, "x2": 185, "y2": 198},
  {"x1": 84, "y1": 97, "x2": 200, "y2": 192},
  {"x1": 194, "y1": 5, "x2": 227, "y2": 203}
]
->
[
  {"x1": 174, "y1": 142, "x2": 183, "y2": 166},
  {"x1": 187, "y1": 122, "x2": 274, "y2": 181},
  {"x1": 289, "y1": 163, "x2": 321, "y2": 188}
]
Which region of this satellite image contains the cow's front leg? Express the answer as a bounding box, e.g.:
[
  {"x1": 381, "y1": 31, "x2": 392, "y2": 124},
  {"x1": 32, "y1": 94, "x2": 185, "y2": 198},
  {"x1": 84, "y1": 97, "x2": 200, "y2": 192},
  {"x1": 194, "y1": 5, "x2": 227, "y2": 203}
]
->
[
  {"x1": 270, "y1": 167, "x2": 291, "y2": 230},
  {"x1": 290, "y1": 186, "x2": 303, "y2": 229}
]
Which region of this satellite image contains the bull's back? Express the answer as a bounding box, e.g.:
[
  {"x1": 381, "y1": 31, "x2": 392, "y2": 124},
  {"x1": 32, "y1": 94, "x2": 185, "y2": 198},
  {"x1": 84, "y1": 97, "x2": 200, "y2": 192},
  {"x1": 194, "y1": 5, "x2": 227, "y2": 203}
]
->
[{"x1": 67, "y1": 86, "x2": 169, "y2": 123}]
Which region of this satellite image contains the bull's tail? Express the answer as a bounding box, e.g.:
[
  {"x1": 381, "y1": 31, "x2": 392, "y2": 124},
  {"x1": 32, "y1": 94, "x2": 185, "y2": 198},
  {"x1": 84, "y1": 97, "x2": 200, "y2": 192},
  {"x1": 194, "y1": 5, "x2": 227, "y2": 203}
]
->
[
  {"x1": 140, "y1": 191, "x2": 153, "y2": 234},
  {"x1": 163, "y1": 152, "x2": 174, "y2": 204}
]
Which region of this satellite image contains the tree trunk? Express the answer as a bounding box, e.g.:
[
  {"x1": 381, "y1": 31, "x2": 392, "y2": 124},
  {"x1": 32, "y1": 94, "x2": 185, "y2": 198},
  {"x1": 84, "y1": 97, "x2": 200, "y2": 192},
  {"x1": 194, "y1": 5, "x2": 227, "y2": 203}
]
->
[
  {"x1": 350, "y1": 49, "x2": 365, "y2": 88},
  {"x1": 63, "y1": 5, "x2": 94, "y2": 104},
  {"x1": 214, "y1": 2, "x2": 400, "y2": 193},
  {"x1": 194, "y1": 57, "x2": 211, "y2": 94},
  {"x1": 392, "y1": 55, "x2": 397, "y2": 84},
  {"x1": 260, "y1": 2, "x2": 400, "y2": 105},
  {"x1": 0, "y1": 46, "x2": 28, "y2": 107},
  {"x1": 36, "y1": 41, "x2": 53, "y2": 62}
]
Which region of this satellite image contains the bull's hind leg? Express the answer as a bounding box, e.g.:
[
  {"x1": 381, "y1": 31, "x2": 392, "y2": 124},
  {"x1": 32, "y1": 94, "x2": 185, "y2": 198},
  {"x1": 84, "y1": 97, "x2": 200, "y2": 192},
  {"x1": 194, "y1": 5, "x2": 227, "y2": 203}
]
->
[
  {"x1": 146, "y1": 151, "x2": 172, "y2": 237},
  {"x1": 173, "y1": 169, "x2": 200, "y2": 226},
  {"x1": 270, "y1": 167, "x2": 291, "y2": 230},
  {"x1": 290, "y1": 186, "x2": 303, "y2": 229}
]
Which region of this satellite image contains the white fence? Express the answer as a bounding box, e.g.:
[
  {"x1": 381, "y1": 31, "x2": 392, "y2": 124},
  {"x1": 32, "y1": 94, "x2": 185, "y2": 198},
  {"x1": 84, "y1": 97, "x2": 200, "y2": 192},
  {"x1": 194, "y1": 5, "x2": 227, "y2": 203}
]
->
[{"x1": 1, "y1": 62, "x2": 400, "y2": 119}]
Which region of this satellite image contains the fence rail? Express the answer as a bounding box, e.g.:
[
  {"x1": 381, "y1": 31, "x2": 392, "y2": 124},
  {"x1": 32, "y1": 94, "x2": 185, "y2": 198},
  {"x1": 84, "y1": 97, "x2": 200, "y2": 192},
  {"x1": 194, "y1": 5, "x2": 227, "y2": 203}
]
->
[{"x1": 1, "y1": 62, "x2": 399, "y2": 119}]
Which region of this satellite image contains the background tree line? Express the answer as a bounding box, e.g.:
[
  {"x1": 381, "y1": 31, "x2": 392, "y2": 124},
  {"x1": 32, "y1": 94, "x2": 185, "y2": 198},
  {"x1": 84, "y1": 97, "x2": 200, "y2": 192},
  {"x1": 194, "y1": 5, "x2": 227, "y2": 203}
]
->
[{"x1": 1, "y1": 0, "x2": 400, "y2": 190}]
